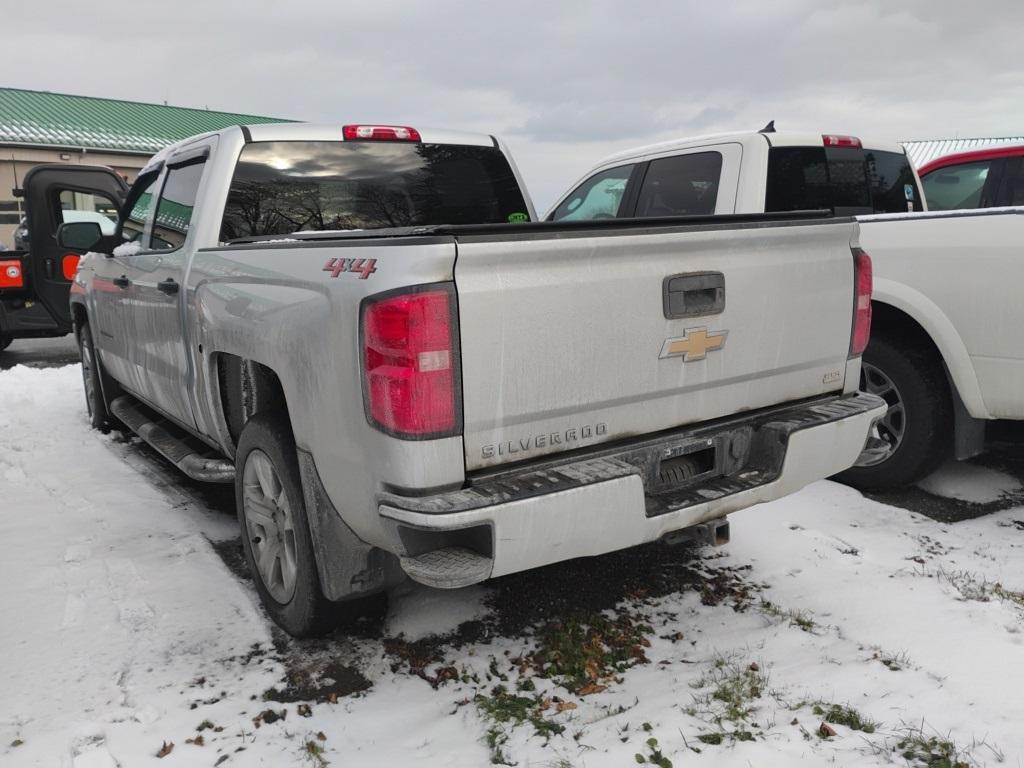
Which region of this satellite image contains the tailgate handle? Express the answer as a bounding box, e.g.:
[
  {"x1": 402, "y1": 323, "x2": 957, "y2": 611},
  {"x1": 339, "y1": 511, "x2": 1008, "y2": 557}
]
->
[{"x1": 663, "y1": 271, "x2": 725, "y2": 318}]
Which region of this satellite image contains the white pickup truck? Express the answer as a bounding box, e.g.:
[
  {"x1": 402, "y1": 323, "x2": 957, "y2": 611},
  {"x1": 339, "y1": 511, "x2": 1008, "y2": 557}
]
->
[
  {"x1": 548, "y1": 127, "x2": 1024, "y2": 489},
  {"x1": 58, "y1": 122, "x2": 883, "y2": 636}
]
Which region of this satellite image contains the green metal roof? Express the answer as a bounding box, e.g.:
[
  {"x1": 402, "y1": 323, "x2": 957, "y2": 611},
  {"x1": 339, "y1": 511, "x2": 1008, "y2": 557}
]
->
[{"x1": 0, "y1": 88, "x2": 292, "y2": 153}]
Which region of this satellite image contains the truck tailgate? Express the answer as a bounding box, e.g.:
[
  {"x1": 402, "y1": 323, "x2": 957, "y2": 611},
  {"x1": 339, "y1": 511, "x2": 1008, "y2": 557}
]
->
[{"x1": 454, "y1": 218, "x2": 858, "y2": 470}]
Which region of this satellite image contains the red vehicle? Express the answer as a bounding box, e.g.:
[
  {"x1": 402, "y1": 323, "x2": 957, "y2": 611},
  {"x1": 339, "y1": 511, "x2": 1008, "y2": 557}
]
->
[{"x1": 918, "y1": 145, "x2": 1024, "y2": 211}]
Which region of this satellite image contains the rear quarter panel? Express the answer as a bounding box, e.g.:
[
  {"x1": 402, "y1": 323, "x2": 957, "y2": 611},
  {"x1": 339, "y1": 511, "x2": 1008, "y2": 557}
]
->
[{"x1": 187, "y1": 238, "x2": 462, "y2": 547}]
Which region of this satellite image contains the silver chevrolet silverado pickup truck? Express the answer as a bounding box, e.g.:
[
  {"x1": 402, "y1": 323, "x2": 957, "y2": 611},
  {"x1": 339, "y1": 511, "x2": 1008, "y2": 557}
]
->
[{"x1": 60, "y1": 122, "x2": 884, "y2": 636}]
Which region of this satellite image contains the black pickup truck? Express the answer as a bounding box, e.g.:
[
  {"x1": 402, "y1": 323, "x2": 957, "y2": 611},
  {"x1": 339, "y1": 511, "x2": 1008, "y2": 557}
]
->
[{"x1": 1, "y1": 165, "x2": 126, "y2": 351}]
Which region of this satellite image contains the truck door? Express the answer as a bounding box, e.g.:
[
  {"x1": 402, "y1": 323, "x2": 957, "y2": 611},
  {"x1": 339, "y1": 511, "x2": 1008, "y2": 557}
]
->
[
  {"x1": 124, "y1": 142, "x2": 212, "y2": 430},
  {"x1": 20, "y1": 164, "x2": 128, "y2": 333}
]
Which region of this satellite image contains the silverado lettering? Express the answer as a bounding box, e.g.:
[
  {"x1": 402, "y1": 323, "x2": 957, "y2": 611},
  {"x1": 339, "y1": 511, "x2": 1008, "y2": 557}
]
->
[{"x1": 481, "y1": 423, "x2": 608, "y2": 459}]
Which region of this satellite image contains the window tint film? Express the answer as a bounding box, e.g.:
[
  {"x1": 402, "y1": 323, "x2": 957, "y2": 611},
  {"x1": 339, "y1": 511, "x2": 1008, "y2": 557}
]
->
[
  {"x1": 765, "y1": 147, "x2": 832, "y2": 212},
  {"x1": 152, "y1": 160, "x2": 205, "y2": 250},
  {"x1": 824, "y1": 147, "x2": 871, "y2": 214},
  {"x1": 866, "y1": 150, "x2": 923, "y2": 212},
  {"x1": 221, "y1": 141, "x2": 529, "y2": 240},
  {"x1": 121, "y1": 172, "x2": 161, "y2": 245},
  {"x1": 635, "y1": 152, "x2": 722, "y2": 217},
  {"x1": 767, "y1": 146, "x2": 921, "y2": 214},
  {"x1": 550, "y1": 165, "x2": 634, "y2": 221},
  {"x1": 921, "y1": 160, "x2": 993, "y2": 211}
]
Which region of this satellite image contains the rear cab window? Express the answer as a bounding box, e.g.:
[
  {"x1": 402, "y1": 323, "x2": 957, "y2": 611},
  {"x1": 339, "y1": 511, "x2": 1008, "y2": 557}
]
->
[
  {"x1": 220, "y1": 141, "x2": 529, "y2": 240},
  {"x1": 766, "y1": 145, "x2": 923, "y2": 215}
]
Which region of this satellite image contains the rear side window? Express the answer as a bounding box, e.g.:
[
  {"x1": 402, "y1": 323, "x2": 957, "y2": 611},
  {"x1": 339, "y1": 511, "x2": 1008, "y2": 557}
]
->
[
  {"x1": 151, "y1": 159, "x2": 205, "y2": 250},
  {"x1": 550, "y1": 164, "x2": 634, "y2": 221},
  {"x1": 766, "y1": 147, "x2": 922, "y2": 214},
  {"x1": 220, "y1": 141, "x2": 529, "y2": 240},
  {"x1": 635, "y1": 152, "x2": 722, "y2": 217},
  {"x1": 921, "y1": 160, "x2": 994, "y2": 210}
]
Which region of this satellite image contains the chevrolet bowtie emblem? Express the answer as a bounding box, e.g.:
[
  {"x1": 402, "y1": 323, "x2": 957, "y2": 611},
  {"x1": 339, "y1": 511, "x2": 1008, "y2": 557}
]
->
[{"x1": 659, "y1": 327, "x2": 728, "y2": 361}]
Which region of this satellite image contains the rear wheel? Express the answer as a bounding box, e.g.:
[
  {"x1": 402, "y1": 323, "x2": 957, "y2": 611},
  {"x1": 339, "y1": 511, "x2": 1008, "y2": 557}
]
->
[
  {"x1": 835, "y1": 334, "x2": 952, "y2": 490},
  {"x1": 78, "y1": 323, "x2": 114, "y2": 430},
  {"x1": 235, "y1": 413, "x2": 333, "y2": 637}
]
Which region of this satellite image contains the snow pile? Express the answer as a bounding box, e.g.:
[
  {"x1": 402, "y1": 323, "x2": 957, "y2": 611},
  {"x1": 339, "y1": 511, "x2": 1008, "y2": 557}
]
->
[{"x1": 917, "y1": 460, "x2": 1022, "y2": 504}]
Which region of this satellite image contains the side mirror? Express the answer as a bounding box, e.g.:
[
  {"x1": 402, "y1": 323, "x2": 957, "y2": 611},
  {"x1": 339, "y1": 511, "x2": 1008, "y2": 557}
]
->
[{"x1": 57, "y1": 221, "x2": 103, "y2": 251}]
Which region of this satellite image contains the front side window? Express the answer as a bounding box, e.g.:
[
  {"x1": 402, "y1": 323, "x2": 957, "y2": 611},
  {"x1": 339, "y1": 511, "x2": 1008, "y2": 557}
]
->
[
  {"x1": 220, "y1": 141, "x2": 529, "y2": 240},
  {"x1": 635, "y1": 152, "x2": 722, "y2": 217},
  {"x1": 550, "y1": 165, "x2": 634, "y2": 221},
  {"x1": 921, "y1": 160, "x2": 993, "y2": 211},
  {"x1": 151, "y1": 160, "x2": 205, "y2": 250}
]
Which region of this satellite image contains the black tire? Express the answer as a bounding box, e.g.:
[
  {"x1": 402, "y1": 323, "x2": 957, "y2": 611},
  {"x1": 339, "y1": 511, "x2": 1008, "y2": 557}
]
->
[
  {"x1": 835, "y1": 333, "x2": 952, "y2": 490},
  {"x1": 0, "y1": 333, "x2": 11, "y2": 352},
  {"x1": 235, "y1": 412, "x2": 333, "y2": 637},
  {"x1": 78, "y1": 323, "x2": 114, "y2": 430}
]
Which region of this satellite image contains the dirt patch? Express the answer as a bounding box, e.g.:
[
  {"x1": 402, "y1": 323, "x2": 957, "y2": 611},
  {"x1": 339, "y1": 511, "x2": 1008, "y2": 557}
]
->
[{"x1": 263, "y1": 659, "x2": 371, "y2": 703}]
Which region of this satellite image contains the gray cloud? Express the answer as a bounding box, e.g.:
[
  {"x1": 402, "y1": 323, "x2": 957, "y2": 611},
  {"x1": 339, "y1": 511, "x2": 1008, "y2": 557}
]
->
[{"x1": 8, "y1": 0, "x2": 1024, "y2": 208}]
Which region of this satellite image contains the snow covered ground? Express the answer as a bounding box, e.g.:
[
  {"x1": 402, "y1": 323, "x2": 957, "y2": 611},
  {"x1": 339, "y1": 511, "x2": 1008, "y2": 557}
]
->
[{"x1": 1, "y1": 363, "x2": 1022, "y2": 767}]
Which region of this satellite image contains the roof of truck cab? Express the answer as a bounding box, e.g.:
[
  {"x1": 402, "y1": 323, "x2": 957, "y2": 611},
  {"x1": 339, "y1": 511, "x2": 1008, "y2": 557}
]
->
[
  {"x1": 140, "y1": 122, "x2": 500, "y2": 173},
  {"x1": 592, "y1": 130, "x2": 907, "y2": 169}
]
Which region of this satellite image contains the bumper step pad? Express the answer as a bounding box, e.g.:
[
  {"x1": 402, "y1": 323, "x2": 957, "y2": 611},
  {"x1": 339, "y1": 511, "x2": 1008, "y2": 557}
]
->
[{"x1": 400, "y1": 547, "x2": 493, "y2": 589}]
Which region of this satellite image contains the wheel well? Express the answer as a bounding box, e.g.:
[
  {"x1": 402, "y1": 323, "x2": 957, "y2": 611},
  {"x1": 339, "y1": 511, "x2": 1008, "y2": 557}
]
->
[
  {"x1": 217, "y1": 354, "x2": 289, "y2": 446},
  {"x1": 870, "y1": 301, "x2": 944, "y2": 361}
]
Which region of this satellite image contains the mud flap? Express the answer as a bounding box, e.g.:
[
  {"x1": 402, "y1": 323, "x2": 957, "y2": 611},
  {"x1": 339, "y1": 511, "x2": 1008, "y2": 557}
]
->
[{"x1": 297, "y1": 449, "x2": 404, "y2": 601}]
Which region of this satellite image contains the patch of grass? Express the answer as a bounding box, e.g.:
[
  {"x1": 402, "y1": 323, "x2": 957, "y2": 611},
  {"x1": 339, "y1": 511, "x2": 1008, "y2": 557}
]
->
[
  {"x1": 302, "y1": 738, "x2": 329, "y2": 767},
  {"x1": 476, "y1": 684, "x2": 566, "y2": 765},
  {"x1": 874, "y1": 648, "x2": 913, "y2": 671},
  {"x1": 688, "y1": 655, "x2": 768, "y2": 730},
  {"x1": 812, "y1": 703, "x2": 879, "y2": 733},
  {"x1": 892, "y1": 727, "x2": 972, "y2": 768},
  {"x1": 869, "y1": 722, "x2": 1004, "y2": 768},
  {"x1": 934, "y1": 568, "x2": 1024, "y2": 610},
  {"x1": 634, "y1": 736, "x2": 673, "y2": 767},
  {"x1": 527, "y1": 611, "x2": 652, "y2": 693},
  {"x1": 696, "y1": 732, "x2": 722, "y2": 745},
  {"x1": 758, "y1": 600, "x2": 819, "y2": 633}
]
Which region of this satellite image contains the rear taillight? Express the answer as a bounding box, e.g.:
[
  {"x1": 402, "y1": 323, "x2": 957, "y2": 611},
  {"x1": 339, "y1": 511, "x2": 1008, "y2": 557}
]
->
[
  {"x1": 0, "y1": 260, "x2": 24, "y2": 289},
  {"x1": 361, "y1": 286, "x2": 460, "y2": 437},
  {"x1": 822, "y1": 134, "x2": 862, "y2": 149},
  {"x1": 850, "y1": 249, "x2": 872, "y2": 357},
  {"x1": 343, "y1": 124, "x2": 421, "y2": 142}
]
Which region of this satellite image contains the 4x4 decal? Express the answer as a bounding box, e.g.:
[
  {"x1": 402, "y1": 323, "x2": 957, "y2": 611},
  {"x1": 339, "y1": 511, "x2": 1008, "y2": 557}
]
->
[{"x1": 323, "y1": 257, "x2": 377, "y2": 279}]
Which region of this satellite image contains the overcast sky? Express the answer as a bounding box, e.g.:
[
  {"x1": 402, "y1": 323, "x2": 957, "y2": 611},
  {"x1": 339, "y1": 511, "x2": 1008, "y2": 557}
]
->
[{"x1": 10, "y1": 0, "x2": 1024, "y2": 209}]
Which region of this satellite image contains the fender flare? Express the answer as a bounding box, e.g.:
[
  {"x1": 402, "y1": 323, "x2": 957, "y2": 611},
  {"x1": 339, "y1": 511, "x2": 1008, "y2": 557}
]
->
[{"x1": 872, "y1": 277, "x2": 988, "y2": 419}]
